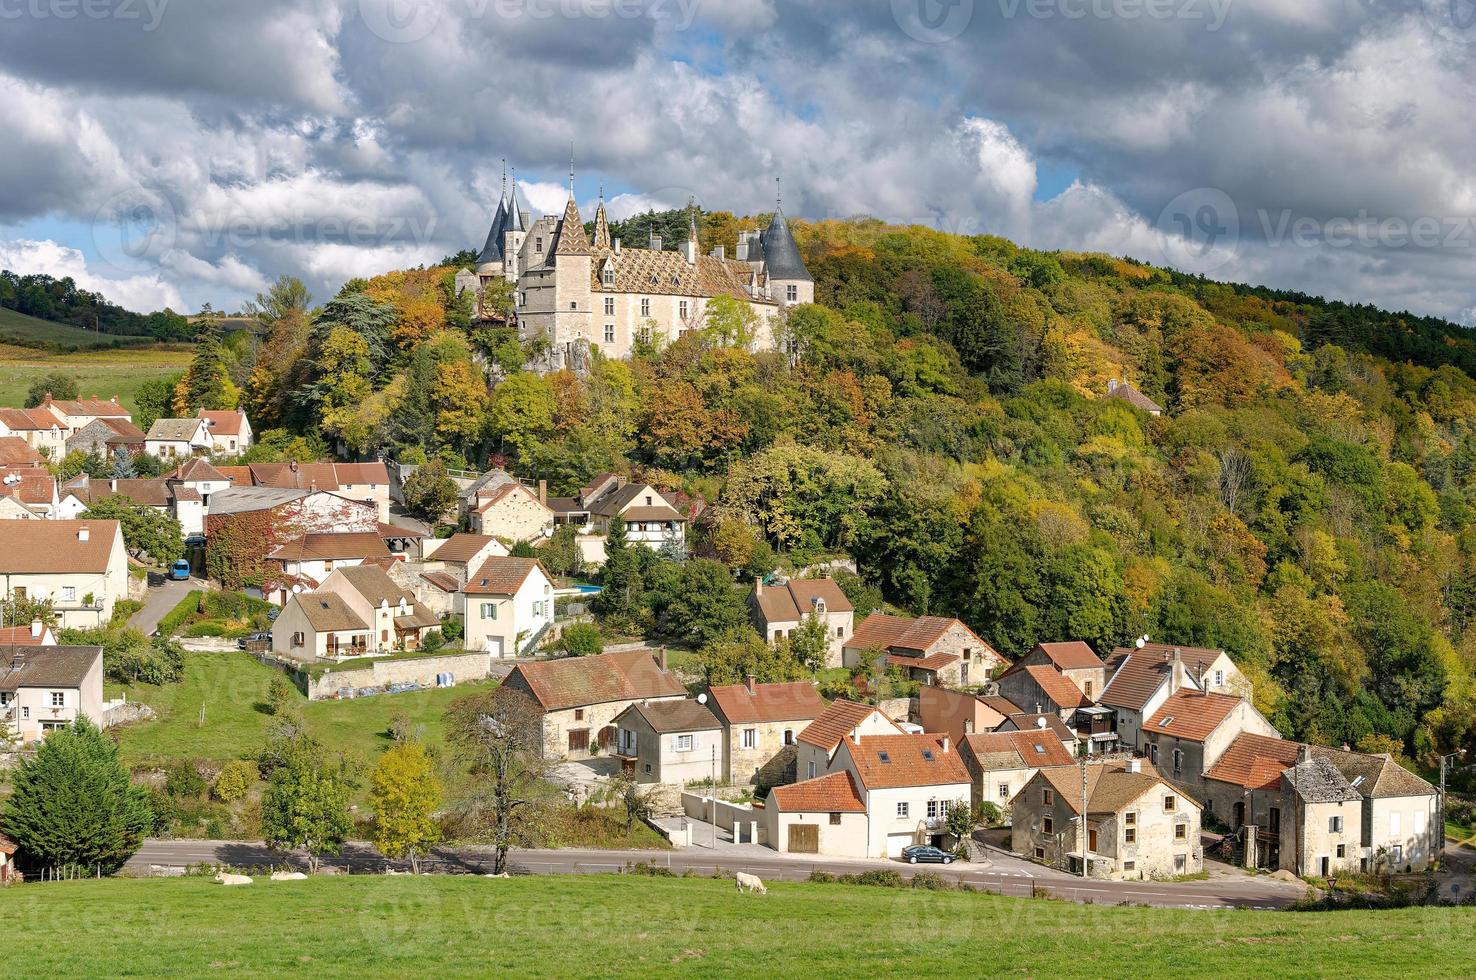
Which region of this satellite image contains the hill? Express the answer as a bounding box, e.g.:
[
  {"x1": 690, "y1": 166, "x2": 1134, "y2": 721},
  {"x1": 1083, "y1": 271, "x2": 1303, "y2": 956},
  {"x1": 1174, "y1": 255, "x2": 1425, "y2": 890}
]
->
[
  {"x1": 0, "y1": 306, "x2": 157, "y2": 351},
  {"x1": 2, "y1": 875, "x2": 1472, "y2": 977},
  {"x1": 0, "y1": 344, "x2": 192, "y2": 413}
]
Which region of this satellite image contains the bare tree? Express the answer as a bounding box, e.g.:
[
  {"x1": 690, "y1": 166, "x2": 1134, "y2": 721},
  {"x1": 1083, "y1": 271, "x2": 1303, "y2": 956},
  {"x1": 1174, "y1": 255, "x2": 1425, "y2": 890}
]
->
[
  {"x1": 446, "y1": 687, "x2": 551, "y2": 875},
  {"x1": 1217, "y1": 447, "x2": 1252, "y2": 514}
]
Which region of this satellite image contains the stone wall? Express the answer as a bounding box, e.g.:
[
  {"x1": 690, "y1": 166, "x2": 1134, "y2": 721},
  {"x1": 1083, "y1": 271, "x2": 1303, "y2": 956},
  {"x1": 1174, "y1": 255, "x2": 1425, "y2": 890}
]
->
[{"x1": 303, "y1": 651, "x2": 494, "y2": 700}]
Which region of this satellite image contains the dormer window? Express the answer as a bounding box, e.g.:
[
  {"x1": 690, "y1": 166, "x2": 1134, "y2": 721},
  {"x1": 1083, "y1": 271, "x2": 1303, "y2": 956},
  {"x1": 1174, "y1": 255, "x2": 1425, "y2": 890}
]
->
[{"x1": 602, "y1": 265, "x2": 615, "y2": 286}]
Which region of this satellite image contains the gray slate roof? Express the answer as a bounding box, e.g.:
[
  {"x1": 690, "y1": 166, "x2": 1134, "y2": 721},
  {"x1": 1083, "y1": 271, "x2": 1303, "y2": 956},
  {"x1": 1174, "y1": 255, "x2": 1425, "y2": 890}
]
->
[
  {"x1": 146, "y1": 418, "x2": 206, "y2": 441},
  {"x1": 0, "y1": 645, "x2": 101, "y2": 690},
  {"x1": 759, "y1": 213, "x2": 812, "y2": 283},
  {"x1": 205, "y1": 485, "x2": 307, "y2": 516},
  {"x1": 1282, "y1": 756, "x2": 1362, "y2": 804},
  {"x1": 477, "y1": 197, "x2": 510, "y2": 267}
]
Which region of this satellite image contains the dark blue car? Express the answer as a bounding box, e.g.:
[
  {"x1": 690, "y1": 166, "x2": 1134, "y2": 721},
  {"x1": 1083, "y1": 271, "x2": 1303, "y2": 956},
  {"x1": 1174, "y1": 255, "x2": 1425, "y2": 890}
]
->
[{"x1": 901, "y1": 845, "x2": 954, "y2": 865}]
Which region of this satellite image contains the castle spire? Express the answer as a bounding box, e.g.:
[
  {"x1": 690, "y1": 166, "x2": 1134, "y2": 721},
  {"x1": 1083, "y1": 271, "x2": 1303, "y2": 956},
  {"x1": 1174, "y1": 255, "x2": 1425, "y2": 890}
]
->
[
  {"x1": 592, "y1": 186, "x2": 611, "y2": 250},
  {"x1": 509, "y1": 166, "x2": 526, "y2": 231},
  {"x1": 776, "y1": 176, "x2": 783, "y2": 215}
]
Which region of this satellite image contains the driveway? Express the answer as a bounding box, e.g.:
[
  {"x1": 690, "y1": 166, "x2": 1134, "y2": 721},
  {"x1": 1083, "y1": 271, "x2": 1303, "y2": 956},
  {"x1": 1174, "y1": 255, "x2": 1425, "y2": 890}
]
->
[{"x1": 128, "y1": 576, "x2": 203, "y2": 636}]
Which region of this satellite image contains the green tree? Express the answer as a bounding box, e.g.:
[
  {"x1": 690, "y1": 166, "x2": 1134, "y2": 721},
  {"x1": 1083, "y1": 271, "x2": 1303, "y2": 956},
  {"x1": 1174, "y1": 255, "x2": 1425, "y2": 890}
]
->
[
  {"x1": 369, "y1": 740, "x2": 443, "y2": 873},
  {"x1": 1, "y1": 719, "x2": 152, "y2": 874},
  {"x1": 663, "y1": 559, "x2": 748, "y2": 647},
  {"x1": 560, "y1": 622, "x2": 603, "y2": 657},
  {"x1": 260, "y1": 732, "x2": 353, "y2": 873},
  {"x1": 25, "y1": 371, "x2": 78, "y2": 407},
  {"x1": 80, "y1": 496, "x2": 184, "y2": 564},
  {"x1": 488, "y1": 373, "x2": 556, "y2": 458},
  {"x1": 696, "y1": 628, "x2": 808, "y2": 686},
  {"x1": 783, "y1": 614, "x2": 832, "y2": 672},
  {"x1": 212, "y1": 760, "x2": 259, "y2": 803},
  {"x1": 401, "y1": 460, "x2": 459, "y2": 524},
  {"x1": 132, "y1": 374, "x2": 182, "y2": 433}
]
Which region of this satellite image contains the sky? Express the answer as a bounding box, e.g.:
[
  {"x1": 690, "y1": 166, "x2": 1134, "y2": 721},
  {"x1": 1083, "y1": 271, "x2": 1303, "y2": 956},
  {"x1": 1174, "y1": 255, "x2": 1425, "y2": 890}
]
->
[{"x1": 4, "y1": 0, "x2": 1476, "y2": 322}]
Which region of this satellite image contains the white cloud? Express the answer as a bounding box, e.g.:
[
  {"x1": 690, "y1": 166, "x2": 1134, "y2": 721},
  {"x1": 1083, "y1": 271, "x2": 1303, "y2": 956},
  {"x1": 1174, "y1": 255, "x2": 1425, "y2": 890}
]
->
[{"x1": 0, "y1": 239, "x2": 184, "y2": 313}]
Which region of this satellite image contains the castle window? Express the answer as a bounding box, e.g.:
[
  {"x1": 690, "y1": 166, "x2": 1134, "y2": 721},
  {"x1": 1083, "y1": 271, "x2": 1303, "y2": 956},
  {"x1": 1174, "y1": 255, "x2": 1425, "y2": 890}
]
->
[
  {"x1": 787, "y1": 284, "x2": 798, "y2": 302},
  {"x1": 604, "y1": 325, "x2": 614, "y2": 343},
  {"x1": 602, "y1": 266, "x2": 614, "y2": 285},
  {"x1": 535, "y1": 236, "x2": 543, "y2": 253},
  {"x1": 570, "y1": 302, "x2": 577, "y2": 310},
  {"x1": 604, "y1": 297, "x2": 615, "y2": 315},
  {"x1": 640, "y1": 297, "x2": 651, "y2": 317},
  {"x1": 679, "y1": 300, "x2": 689, "y2": 320}
]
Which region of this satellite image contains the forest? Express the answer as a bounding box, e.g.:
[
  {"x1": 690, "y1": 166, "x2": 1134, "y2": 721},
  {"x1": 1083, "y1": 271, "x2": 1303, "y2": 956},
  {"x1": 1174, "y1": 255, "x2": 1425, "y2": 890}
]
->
[{"x1": 161, "y1": 209, "x2": 1476, "y2": 767}]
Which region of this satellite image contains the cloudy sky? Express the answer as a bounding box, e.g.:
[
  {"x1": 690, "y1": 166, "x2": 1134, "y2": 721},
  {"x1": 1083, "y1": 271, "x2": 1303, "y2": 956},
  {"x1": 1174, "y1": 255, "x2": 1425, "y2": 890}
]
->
[{"x1": 4, "y1": 0, "x2": 1476, "y2": 321}]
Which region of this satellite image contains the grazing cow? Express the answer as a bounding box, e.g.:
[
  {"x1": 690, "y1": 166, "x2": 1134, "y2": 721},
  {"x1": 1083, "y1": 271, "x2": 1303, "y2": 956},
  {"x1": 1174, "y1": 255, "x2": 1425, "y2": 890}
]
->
[
  {"x1": 214, "y1": 872, "x2": 252, "y2": 886},
  {"x1": 270, "y1": 871, "x2": 308, "y2": 881},
  {"x1": 735, "y1": 872, "x2": 767, "y2": 895}
]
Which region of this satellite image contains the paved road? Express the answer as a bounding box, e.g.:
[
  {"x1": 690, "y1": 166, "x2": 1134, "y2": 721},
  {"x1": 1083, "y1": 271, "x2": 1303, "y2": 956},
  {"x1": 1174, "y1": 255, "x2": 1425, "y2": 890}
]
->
[
  {"x1": 126, "y1": 839, "x2": 1303, "y2": 910},
  {"x1": 128, "y1": 577, "x2": 202, "y2": 636}
]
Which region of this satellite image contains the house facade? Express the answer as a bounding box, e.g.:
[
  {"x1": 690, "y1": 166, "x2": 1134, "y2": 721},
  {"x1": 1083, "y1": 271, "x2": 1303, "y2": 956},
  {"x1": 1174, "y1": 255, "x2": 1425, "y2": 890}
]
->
[
  {"x1": 271, "y1": 591, "x2": 374, "y2": 660},
  {"x1": 0, "y1": 645, "x2": 105, "y2": 744},
  {"x1": 1013, "y1": 760, "x2": 1204, "y2": 880},
  {"x1": 749, "y1": 577, "x2": 854, "y2": 667},
  {"x1": 0, "y1": 520, "x2": 127, "y2": 628},
  {"x1": 318, "y1": 564, "x2": 439, "y2": 652},
  {"x1": 706, "y1": 679, "x2": 827, "y2": 787},
  {"x1": 501, "y1": 649, "x2": 687, "y2": 759},
  {"x1": 458, "y1": 557, "x2": 555, "y2": 657},
  {"x1": 843, "y1": 612, "x2": 1007, "y2": 687},
  {"x1": 959, "y1": 729, "x2": 1077, "y2": 809},
  {"x1": 612, "y1": 699, "x2": 724, "y2": 785},
  {"x1": 197, "y1": 409, "x2": 252, "y2": 454},
  {"x1": 917, "y1": 686, "x2": 1021, "y2": 743},
  {"x1": 1138, "y1": 689, "x2": 1279, "y2": 796},
  {"x1": 1100, "y1": 643, "x2": 1250, "y2": 748},
  {"x1": 145, "y1": 417, "x2": 213, "y2": 458},
  {"x1": 830, "y1": 733, "x2": 972, "y2": 858},
  {"x1": 795, "y1": 698, "x2": 906, "y2": 783}
]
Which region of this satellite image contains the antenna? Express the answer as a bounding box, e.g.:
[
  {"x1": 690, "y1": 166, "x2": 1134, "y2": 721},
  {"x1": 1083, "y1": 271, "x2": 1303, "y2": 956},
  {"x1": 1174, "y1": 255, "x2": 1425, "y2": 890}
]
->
[
  {"x1": 776, "y1": 176, "x2": 783, "y2": 214},
  {"x1": 501, "y1": 157, "x2": 507, "y2": 199}
]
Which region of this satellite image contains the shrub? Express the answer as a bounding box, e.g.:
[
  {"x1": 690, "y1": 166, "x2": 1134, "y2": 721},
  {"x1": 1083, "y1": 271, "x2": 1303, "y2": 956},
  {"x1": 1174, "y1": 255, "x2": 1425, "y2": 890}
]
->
[
  {"x1": 440, "y1": 616, "x2": 464, "y2": 643},
  {"x1": 561, "y1": 623, "x2": 603, "y2": 657},
  {"x1": 808, "y1": 870, "x2": 838, "y2": 884},
  {"x1": 212, "y1": 760, "x2": 259, "y2": 803},
  {"x1": 155, "y1": 590, "x2": 204, "y2": 637},
  {"x1": 625, "y1": 861, "x2": 676, "y2": 877},
  {"x1": 421, "y1": 629, "x2": 446, "y2": 652},
  {"x1": 910, "y1": 872, "x2": 954, "y2": 891},
  {"x1": 165, "y1": 761, "x2": 207, "y2": 799},
  {"x1": 266, "y1": 676, "x2": 293, "y2": 715},
  {"x1": 839, "y1": 870, "x2": 906, "y2": 888}
]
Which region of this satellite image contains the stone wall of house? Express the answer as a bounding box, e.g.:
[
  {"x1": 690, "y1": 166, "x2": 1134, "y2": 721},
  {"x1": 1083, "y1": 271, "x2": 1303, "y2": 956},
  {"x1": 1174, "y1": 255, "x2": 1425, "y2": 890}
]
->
[
  {"x1": 303, "y1": 651, "x2": 494, "y2": 700},
  {"x1": 725, "y1": 721, "x2": 802, "y2": 787}
]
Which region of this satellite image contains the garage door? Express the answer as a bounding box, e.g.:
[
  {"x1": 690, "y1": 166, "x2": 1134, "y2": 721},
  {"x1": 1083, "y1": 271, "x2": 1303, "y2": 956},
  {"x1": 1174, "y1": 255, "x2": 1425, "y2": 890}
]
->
[
  {"x1": 485, "y1": 636, "x2": 504, "y2": 657},
  {"x1": 886, "y1": 834, "x2": 913, "y2": 858},
  {"x1": 787, "y1": 824, "x2": 819, "y2": 854}
]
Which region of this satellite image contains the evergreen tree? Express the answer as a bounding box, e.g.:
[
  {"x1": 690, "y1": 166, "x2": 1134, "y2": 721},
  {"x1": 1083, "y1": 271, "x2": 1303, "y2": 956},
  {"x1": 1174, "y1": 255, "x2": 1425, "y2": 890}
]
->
[
  {"x1": 0, "y1": 719, "x2": 153, "y2": 874},
  {"x1": 260, "y1": 732, "x2": 353, "y2": 872}
]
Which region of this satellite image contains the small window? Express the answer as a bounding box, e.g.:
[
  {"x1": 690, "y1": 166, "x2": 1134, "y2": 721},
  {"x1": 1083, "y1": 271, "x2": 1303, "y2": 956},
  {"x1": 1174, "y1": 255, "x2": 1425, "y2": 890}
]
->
[
  {"x1": 574, "y1": 709, "x2": 584, "y2": 721},
  {"x1": 1034, "y1": 847, "x2": 1045, "y2": 860},
  {"x1": 896, "y1": 802, "x2": 909, "y2": 818},
  {"x1": 604, "y1": 325, "x2": 615, "y2": 343},
  {"x1": 786, "y1": 284, "x2": 798, "y2": 302},
  {"x1": 643, "y1": 763, "x2": 652, "y2": 774},
  {"x1": 998, "y1": 784, "x2": 1010, "y2": 800},
  {"x1": 927, "y1": 800, "x2": 938, "y2": 819},
  {"x1": 1124, "y1": 827, "x2": 1136, "y2": 844},
  {"x1": 1085, "y1": 681, "x2": 1093, "y2": 697},
  {"x1": 1172, "y1": 749, "x2": 1183, "y2": 775},
  {"x1": 1214, "y1": 669, "x2": 1224, "y2": 687},
  {"x1": 535, "y1": 236, "x2": 544, "y2": 253},
  {"x1": 640, "y1": 298, "x2": 651, "y2": 317},
  {"x1": 481, "y1": 603, "x2": 497, "y2": 620},
  {"x1": 1174, "y1": 823, "x2": 1187, "y2": 840},
  {"x1": 1164, "y1": 795, "x2": 1176, "y2": 812},
  {"x1": 1329, "y1": 815, "x2": 1343, "y2": 834},
  {"x1": 1124, "y1": 811, "x2": 1136, "y2": 826},
  {"x1": 829, "y1": 812, "x2": 842, "y2": 826},
  {"x1": 742, "y1": 728, "x2": 756, "y2": 749},
  {"x1": 679, "y1": 300, "x2": 689, "y2": 320},
  {"x1": 784, "y1": 729, "x2": 795, "y2": 746},
  {"x1": 878, "y1": 751, "x2": 891, "y2": 764},
  {"x1": 569, "y1": 301, "x2": 577, "y2": 311},
  {"x1": 836, "y1": 626, "x2": 844, "y2": 638},
  {"x1": 604, "y1": 297, "x2": 615, "y2": 315},
  {"x1": 1044, "y1": 817, "x2": 1054, "y2": 835},
  {"x1": 1043, "y1": 788, "x2": 1054, "y2": 806},
  {"x1": 61, "y1": 586, "x2": 75, "y2": 602},
  {"x1": 1124, "y1": 860, "x2": 1135, "y2": 872},
  {"x1": 675, "y1": 734, "x2": 694, "y2": 752},
  {"x1": 50, "y1": 691, "x2": 64, "y2": 708},
  {"x1": 292, "y1": 632, "x2": 305, "y2": 648},
  {"x1": 1033, "y1": 744, "x2": 1045, "y2": 755},
  {"x1": 921, "y1": 749, "x2": 934, "y2": 761},
  {"x1": 808, "y1": 761, "x2": 817, "y2": 779},
  {"x1": 603, "y1": 267, "x2": 615, "y2": 286}
]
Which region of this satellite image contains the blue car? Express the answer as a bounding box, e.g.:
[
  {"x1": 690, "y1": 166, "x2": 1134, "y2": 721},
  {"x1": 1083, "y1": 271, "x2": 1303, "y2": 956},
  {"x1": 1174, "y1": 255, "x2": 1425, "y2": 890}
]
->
[
  {"x1": 168, "y1": 559, "x2": 191, "y2": 581},
  {"x1": 901, "y1": 845, "x2": 954, "y2": 865}
]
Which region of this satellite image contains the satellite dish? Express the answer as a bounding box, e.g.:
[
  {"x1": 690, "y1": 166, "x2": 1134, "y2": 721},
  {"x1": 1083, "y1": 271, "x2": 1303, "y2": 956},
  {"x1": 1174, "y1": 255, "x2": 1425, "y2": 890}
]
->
[
  {"x1": 1135, "y1": 636, "x2": 1146, "y2": 649},
  {"x1": 1036, "y1": 717, "x2": 1047, "y2": 729},
  {"x1": 697, "y1": 693, "x2": 708, "y2": 705}
]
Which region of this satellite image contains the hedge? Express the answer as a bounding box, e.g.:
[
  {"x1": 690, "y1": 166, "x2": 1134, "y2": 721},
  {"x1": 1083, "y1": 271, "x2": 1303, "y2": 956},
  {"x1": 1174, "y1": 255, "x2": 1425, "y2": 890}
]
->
[{"x1": 155, "y1": 590, "x2": 204, "y2": 637}]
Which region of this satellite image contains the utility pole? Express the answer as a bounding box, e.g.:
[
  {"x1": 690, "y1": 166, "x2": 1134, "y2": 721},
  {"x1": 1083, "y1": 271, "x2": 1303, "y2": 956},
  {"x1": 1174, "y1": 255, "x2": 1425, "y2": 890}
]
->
[
  {"x1": 1079, "y1": 751, "x2": 1089, "y2": 879},
  {"x1": 1440, "y1": 749, "x2": 1467, "y2": 856}
]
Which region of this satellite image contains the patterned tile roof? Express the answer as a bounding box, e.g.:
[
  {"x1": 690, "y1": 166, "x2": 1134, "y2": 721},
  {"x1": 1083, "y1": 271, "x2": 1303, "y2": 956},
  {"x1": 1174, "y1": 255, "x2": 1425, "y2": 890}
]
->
[{"x1": 590, "y1": 245, "x2": 769, "y2": 303}]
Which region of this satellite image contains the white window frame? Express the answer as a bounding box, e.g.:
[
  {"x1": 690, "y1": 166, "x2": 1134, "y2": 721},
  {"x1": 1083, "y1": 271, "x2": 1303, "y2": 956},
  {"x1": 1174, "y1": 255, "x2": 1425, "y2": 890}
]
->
[
  {"x1": 604, "y1": 296, "x2": 615, "y2": 315},
  {"x1": 640, "y1": 297, "x2": 651, "y2": 317},
  {"x1": 896, "y1": 801, "x2": 909, "y2": 819},
  {"x1": 481, "y1": 603, "x2": 497, "y2": 620},
  {"x1": 741, "y1": 728, "x2": 756, "y2": 749},
  {"x1": 50, "y1": 691, "x2": 65, "y2": 708},
  {"x1": 604, "y1": 324, "x2": 615, "y2": 343},
  {"x1": 787, "y1": 284, "x2": 798, "y2": 302},
  {"x1": 60, "y1": 586, "x2": 75, "y2": 603},
  {"x1": 674, "y1": 734, "x2": 694, "y2": 752}
]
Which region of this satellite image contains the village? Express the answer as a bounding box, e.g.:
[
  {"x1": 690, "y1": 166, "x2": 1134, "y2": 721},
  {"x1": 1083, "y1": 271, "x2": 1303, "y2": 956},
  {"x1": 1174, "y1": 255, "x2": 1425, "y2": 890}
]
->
[{"x1": 0, "y1": 389, "x2": 1454, "y2": 900}]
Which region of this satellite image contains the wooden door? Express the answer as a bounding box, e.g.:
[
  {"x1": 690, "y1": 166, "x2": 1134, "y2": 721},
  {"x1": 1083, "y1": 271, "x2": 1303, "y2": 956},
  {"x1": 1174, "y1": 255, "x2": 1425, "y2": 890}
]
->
[
  {"x1": 1088, "y1": 828, "x2": 1098, "y2": 852},
  {"x1": 788, "y1": 823, "x2": 820, "y2": 854},
  {"x1": 598, "y1": 726, "x2": 616, "y2": 750},
  {"x1": 568, "y1": 729, "x2": 590, "y2": 753}
]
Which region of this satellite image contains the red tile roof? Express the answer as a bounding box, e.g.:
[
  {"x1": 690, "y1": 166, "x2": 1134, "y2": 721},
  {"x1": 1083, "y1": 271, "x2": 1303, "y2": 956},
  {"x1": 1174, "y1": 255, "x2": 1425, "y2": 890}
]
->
[
  {"x1": 751, "y1": 578, "x2": 854, "y2": 624},
  {"x1": 845, "y1": 734, "x2": 970, "y2": 790},
  {"x1": 1143, "y1": 690, "x2": 1244, "y2": 742},
  {"x1": 0, "y1": 437, "x2": 42, "y2": 467},
  {"x1": 268, "y1": 532, "x2": 391, "y2": 562},
  {"x1": 797, "y1": 699, "x2": 900, "y2": 751},
  {"x1": 507, "y1": 650, "x2": 685, "y2": 711},
  {"x1": 431, "y1": 533, "x2": 502, "y2": 565},
  {"x1": 962, "y1": 730, "x2": 1077, "y2": 770},
  {"x1": 913, "y1": 652, "x2": 962, "y2": 673},
  {"x1": 1205, "y1": 732, "x2": 1300, "y2": 791},
  {"x1": 1101, "y1": 644, "x2": 1224, "y2": 712},
  {"x1": 1022, "y1": 664, "x2": 1093, "y2": 710},
  {"x1": 769, "y1": 770, "x2": 866, "y2": 813},
  {"x1": 197, "y1": 409, "x2": 246, "y2": 436},
  {"x1": 463, "y1": 557, "x2": 547, "y2": 596},
  {"x1": 707, "y1": 680, "x2": 826, "y2": 725},
  {"x1": 0, "y1": 468, "x2": 55, "y2": 505},
  {"x1": 0, "y1": 408, "x2": 60, "y2": 431},
  {"x1": 1034, "y1": 641, "x2": 1103, "y2": 670},
  {"x1": 0, "y1": 520, "x2": 119, "y2": 573}
]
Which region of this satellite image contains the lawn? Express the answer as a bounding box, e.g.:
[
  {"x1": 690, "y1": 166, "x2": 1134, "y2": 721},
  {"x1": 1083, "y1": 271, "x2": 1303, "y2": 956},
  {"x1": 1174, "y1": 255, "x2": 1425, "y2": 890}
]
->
[
  {"x1": 0, "y1": 307, "x2": 160, "y2": 349},
  {"x1": 1, "y1": 875, "x2": 1474, "y2": 977},
  {"x1": 0, "y1": 343, "x2": 192, "y2": 412},
  {"x1": 110, "y1": 653, "x2": 493, "y2": 776}
]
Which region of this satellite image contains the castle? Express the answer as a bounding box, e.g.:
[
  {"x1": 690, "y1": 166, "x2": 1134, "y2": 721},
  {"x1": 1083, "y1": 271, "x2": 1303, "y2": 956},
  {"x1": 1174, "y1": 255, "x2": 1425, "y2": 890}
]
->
[{"x1": 458, "y1": 172, "x2": 814, "y2": 369}]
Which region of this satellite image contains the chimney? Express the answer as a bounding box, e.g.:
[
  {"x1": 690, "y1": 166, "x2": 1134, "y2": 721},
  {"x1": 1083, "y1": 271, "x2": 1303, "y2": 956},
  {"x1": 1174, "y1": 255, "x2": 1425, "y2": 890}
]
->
[
  {"x1": 682, "y1": 238, "x2": 697, "y2": 264},
  {"x1": 711, "y1": 245, "x2": 725, "y2": 261},
  {"x1": 754, "y1": 580, "x2": 763, "y2": 597},
  {"x1": 963, "y1": 719, "x2": 974, "y2": 734},
  {"x1": 736, "y1": 240, "x2": 749, "y2": 261},
  {"x1": 30, "y1": 618, "x2": 42, "y2": 640},
  {"x1": 658, "y1": 647, "x2": 668, "y2": 672},
  {"x1": 649, "y1": 233, "x2": 662, "y2": 251},
  {"x1": 1170, "y1": 647, "x2": 1186, "y2": 691},
  {"x1": 1126, "y1": 759, "x2": 1140, "y2": 774},
  {"x1": 43, "y1": 393, "x2": 52, "y2": 406},
  {"x1": 614, "y1": 238, "x2": 622, "y2": 255},
  {"x1": 77, "y1": 526, "x2": 90, "y2": 542},
  {"x1": 11, "y1": 653, "x2": 23, "y2": 670},
  {"x1": 538, "y1": 479, "x2": 548, "y2": 505},
  {"x1": 1297, "y1": 743, "x2": 1310, "y2": 764},
  {"x1": 745, "y1": 674, "x2": 756, "y2": 695},
  {"x1": 940, "y1": 736, "x2": 950, "y2": 754}
]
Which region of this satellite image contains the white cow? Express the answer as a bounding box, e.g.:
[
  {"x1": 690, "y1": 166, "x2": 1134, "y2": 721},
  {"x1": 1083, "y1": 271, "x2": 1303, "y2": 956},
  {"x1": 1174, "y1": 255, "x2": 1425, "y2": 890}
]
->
[
  {"x1": 214, "y1": 872, "x2": 252, "y2": 886},
  {"x1": 735, "y1": 872, "x2": 767, "y2": 895},
  {"x1": 270, "y1": 871, "x2": 308, "y2": 881}
]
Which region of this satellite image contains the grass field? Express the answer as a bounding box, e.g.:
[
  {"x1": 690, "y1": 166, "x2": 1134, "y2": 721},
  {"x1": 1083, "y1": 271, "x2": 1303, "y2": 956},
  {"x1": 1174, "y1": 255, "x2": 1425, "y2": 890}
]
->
[
  {"x1": 1, "y1": 875, "x2": 1473, "y2": 977},
  {"x1": 0, "y1": 307, "x2": 159, "y2": 349},
  {"x1": 0, "y1": 343, "x2": 192, "y2": 412},
  {"x1": 111, "y1": 653, "x2": 493, "y2": 778}
]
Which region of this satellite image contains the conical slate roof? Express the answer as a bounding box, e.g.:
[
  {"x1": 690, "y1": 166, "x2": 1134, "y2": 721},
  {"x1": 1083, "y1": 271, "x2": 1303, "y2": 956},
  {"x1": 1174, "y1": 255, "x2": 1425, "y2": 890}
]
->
[
  {"x1": 477, "y1": 196, "x2": 510, "y2": 267},
  {"x1": 760, "y1": 212, "x2": 811, "y2": 282}
]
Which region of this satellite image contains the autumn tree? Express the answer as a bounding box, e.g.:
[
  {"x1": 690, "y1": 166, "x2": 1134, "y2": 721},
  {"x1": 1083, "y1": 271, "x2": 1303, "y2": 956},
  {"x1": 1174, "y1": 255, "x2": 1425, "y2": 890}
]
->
[
  {"x1": 447, "y1": 686, "x2": 552, "y2": 875},
  {"x1": 369, "y1": 740, "x2": 443, "y2": 873}
]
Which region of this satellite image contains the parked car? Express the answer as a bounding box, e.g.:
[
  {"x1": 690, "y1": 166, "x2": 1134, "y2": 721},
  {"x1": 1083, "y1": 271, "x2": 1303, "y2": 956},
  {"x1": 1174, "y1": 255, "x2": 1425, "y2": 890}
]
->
[
  {"x1": 236, "y1": 631, "x2": 272, "y2": 650},
  {"x1": 168, "y1": 559, "x2": 191, "y2": 581},
  {"x1": 901, "y1": 845, "x2": 954, "y2": 865}
]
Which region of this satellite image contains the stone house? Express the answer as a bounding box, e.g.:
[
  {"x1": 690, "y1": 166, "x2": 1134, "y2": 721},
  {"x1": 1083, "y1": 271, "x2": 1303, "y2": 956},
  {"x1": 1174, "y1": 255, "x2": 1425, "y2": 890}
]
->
[
  {"x1": 794, "y1": 698, "x2": 906, "y2": 783},
  {"x1": 548, "y1": 473, "x2": 688, "y2": 553},
  {"x1": 458, "y1": 557, "x2": 555, "y2": 658},
  {"x1": 612, "y1": 698, "x2": 724, "y2": 785},
  {"x1": 318, "y1": 564, "x2": 439, "y2": 652},
  {"x1": 145, "y1": 417, "x2": 213, "y2": 458},
  {"x1": 0, "y1": 520, "x2": 128, "y2": 628},
  {"x1": 39, "y1": 395, "x2": 132, "y2": 435},
  {"x1": 422, "y1": 533, "x2": 510, "y2": 579},
  {"x1": 1099, "y1": 643, "x2": 1249, "y2": 748},
  {"x1": 66, "y1": 417, "x2": 146, "y2": 459},
  {"x1": 204, "y1": 487, "x2": 379, "y2": 587},
  {"x1": 842, "y1": 612, "x2": 1007, "y2": 688},
  {"x1": 706, "y1": 679, "x2": 827, "y2": 787},
  {"x1": 1013, "y1": 759, "x2": 1203, "y2": 880},
  {"x1": 996, "y1": 641, "x2": 1107, "y2": 723},
  {"x1": 1138, "y1": 688, "x2": 1279, "y2": 796},
  {"x1": 0, "y1": 644, "x2": 104, "y2": 743},
  {"x1": 959, "y1": 729, "x2": 1078, "y2": 810},
  {"x1": 501, "y1": 649, "x2": 687, "y2": 759},
  {"x1": 459, "y1": 472, "x2": 554, "y2": 542},
  {"x1": 748, "y1": 577, "x2": 854, "y2": 667}
]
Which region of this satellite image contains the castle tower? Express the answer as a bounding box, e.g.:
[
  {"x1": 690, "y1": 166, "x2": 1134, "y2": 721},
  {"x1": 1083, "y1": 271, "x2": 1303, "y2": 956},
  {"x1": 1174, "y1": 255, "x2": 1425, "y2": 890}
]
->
[
  {"x1": 549, "y1": 189, "x2": 593, "y2": 352},
  {"x1": 760, "y1": 179, "x2": 814, "y2": 307},
  {"x1": 503, "y1": 169, "x2": 528, "y2": 281}
]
